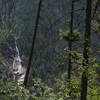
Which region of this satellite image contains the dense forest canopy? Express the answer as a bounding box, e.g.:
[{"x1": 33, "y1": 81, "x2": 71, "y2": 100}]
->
[{"x1": 0, "y1": 0, "x2": 100, "y2": 100}]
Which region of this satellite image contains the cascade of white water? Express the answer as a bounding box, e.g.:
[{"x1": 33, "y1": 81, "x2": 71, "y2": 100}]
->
[
  {"x1": 15, "y1": 43, "x2": 22, "y2": 73},
  {"x1": 12, "y1": 41, "x2": 26, "y2": 86}
]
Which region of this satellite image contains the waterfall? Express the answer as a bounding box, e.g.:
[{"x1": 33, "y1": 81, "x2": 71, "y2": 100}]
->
[
  {"x1": 12, "y1": 41, "x2": 26, "y2": 86},
  {"x1": 15, "y1": 42, "x2": 22, "y2": 73}
]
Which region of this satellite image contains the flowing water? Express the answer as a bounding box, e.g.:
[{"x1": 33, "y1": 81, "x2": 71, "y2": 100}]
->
[{"x1": 12, "y1": 41, "x2": 26, "y2": 86}]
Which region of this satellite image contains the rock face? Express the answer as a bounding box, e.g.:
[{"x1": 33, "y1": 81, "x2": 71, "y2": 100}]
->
[{"x1": 13, "y1": 43, "x2": 26, "y2": 86}]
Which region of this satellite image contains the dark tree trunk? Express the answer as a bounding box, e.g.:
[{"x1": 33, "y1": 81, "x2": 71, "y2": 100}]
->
[
  {"x1": 68, "y1": 0, "x2": 74, "y2": 80},
  {"x1": 80, "y1": 0, "x2": 92, "y2": 100},
  {"x1": 24, "y1": 0, "x2": 42, "y2": 87}
]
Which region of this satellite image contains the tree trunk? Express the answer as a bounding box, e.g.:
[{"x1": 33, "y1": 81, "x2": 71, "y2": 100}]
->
[
  {"x1": 80, "y1": 0, "x2": 92, "y2": 100},
  {"x1": 24, "y1": 0, "x2": 42, "y2": 87},
  {"x1": 68, "y1": 0, "x2": 74, "y2": 80}
]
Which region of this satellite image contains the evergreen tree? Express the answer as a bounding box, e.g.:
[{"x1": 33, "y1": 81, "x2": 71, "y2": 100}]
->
[
  {"x1": 60, "y1": 0, "x2": 81, "y2": 80},
  {"x1": 80, "y1": 0, "x2": 92, "y2": 100},
  {"x1": 24, "y1": 0, "x2": 42, "y2": 87}
]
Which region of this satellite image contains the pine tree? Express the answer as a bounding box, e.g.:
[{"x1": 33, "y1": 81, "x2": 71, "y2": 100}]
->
[
  {"x1": 67, "y1": 0, "x2": 74, "y2": 80},
  {"x1": 60, "y1": 0, "x2": 81, "y2": 80},
  {"x1": 80, "y1": 0, "x2": 92, "y2": 100},
  {"x1": 24, "y1": 0, "x2": 42, "y2": 87}
]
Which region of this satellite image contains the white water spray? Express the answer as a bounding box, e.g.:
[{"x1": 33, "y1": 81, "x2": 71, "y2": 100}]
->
[{"x1": 12, "y1": 41, "x2": 26, "y2": 86}]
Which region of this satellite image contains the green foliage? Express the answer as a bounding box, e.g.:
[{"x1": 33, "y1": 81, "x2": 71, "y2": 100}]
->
[
  {"x1": 0, "y1": 0, "x2": 100, "y2": 100},
  {"x1": 65, "y1": 50, "x2": 83, "y2": 64},
  {"x1": 29, "y1": 78, "x2": 57, "y2": 100},
  {"x1": 0, "y1": 82, "x2": 30, "y2": 100},
  {"x1": 60, "y1": 29, "x2": 81, "y2": 41},
  {"x1": 87, "y1": 58, "x2": 100, "y2": 100},
  {"x1": 55, "y1": 72, "x2": 80, "y2": 100}
]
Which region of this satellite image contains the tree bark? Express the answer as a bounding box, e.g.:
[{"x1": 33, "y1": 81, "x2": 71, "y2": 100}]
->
[
  {"x1": 68, "y1": 0, "x2": 74, "y2": 80},
  {"x1": 80, "y1": 0, "x2": 92, "y2": 100},
  {"x1": 24, "y1": 0, "x2": 42, "y2": 87}
]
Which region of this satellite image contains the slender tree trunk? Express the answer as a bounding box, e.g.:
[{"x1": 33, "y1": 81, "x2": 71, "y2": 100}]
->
[
  {"x1": 80, "y1": 0, "x2": 92, "y2": 100},
  {"x1": 24, "y1": 0, "x2": 42, "y2": 87},
  {"x1": 68, "y1": 0, "x2": 74, "y2": 80}
]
